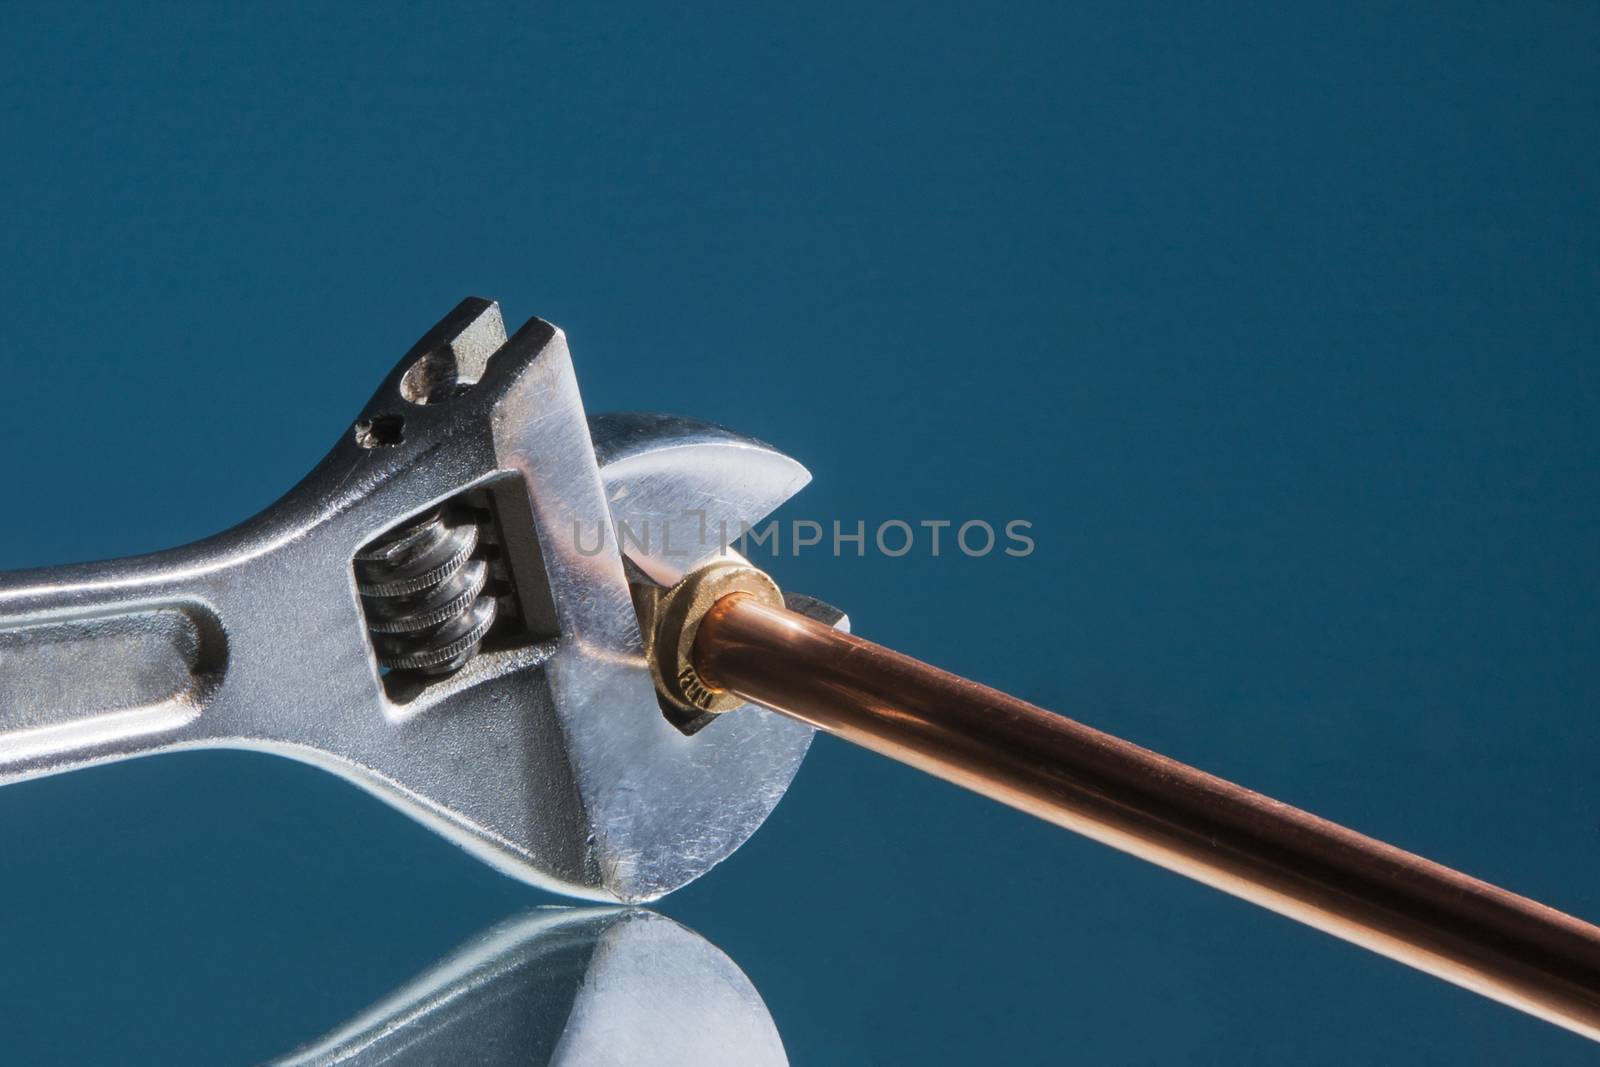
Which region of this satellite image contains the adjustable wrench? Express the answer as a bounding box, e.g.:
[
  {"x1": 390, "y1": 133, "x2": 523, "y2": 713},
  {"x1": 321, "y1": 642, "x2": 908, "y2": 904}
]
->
[{"x1": 0, "y1": 297, "x2": 837, "y2": 903}]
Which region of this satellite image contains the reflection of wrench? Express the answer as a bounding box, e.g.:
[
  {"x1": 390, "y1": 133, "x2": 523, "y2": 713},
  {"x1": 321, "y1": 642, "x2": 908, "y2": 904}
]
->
[
  {"x1": 0, "y1": 298, "x2": 837, "y2": 903},
  {"x1": 268, "y1": 908, "x2": 786, "y2": 1067}
]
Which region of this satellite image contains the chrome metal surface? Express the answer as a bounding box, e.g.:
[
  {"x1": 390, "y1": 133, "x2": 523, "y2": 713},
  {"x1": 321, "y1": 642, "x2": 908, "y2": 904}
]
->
[
  {"x1": 589, "y1": 412, "x2": 810, "y2": 588},
  {"x1": 695, "y1": 593, "x2": 1600, "y2": 1042},
  {"x1": 269, "y1": 908, "x2": 787, "y2": 1066},
  {"x1": 0, "y1": 298, "x2": 822, "y2": 902}
]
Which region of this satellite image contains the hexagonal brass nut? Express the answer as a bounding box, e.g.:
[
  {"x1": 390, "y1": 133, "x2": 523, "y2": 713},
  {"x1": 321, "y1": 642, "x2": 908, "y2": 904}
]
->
[{"x1": 635, "y1": 558, "x2": 783, "y2": 727}]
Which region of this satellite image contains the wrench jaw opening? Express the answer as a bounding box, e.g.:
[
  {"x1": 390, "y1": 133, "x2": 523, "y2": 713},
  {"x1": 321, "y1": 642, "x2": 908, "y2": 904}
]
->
[
  {"x1": 0, "y1": 297, "x2": 836, "y2": 903},
  {"x1": 473, "y1": 311, "x2": 832, "y2": 901}
]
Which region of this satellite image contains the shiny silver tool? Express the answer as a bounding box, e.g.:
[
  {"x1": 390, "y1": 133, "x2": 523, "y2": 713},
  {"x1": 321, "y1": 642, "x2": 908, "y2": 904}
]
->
[{"x1": 0, "y1": 298, "x2": 838, "y2": 903}]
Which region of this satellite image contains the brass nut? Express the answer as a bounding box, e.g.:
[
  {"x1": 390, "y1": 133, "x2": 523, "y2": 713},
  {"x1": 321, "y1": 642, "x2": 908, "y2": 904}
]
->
[{"x1": 645, "y1": 560, "x2": 783, "y2": 716}]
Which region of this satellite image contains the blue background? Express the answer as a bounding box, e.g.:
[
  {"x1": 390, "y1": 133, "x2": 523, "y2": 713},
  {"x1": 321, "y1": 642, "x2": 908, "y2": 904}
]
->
[{"x1": 1, "y1": 3, "x2": 1597, "y2": 1063}]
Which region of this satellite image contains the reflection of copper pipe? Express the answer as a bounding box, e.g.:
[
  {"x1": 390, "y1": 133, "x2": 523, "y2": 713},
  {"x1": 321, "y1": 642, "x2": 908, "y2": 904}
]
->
[{"x1": 694, "y1": 593, "x2": 1600, "y2": 1041}]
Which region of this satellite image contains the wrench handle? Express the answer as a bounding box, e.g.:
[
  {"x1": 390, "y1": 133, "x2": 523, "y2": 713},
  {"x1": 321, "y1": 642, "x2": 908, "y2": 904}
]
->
[{"x1": 0, "y1": 554, "x2": 225, "y2": 782}]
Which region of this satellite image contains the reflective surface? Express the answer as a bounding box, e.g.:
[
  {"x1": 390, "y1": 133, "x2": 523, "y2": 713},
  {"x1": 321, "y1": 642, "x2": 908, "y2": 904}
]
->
[
  {"x1": 268, "y1": 908, "x2": 786, "y2": 1066},
  {"x1": 3, "y1": 4, "x2": 1599, "y2": 1063}
]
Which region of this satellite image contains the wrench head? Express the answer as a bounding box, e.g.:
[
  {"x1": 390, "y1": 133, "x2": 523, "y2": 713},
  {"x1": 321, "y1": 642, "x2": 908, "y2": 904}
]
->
[{"x1": 209, "y1": 299, "x2": 833, "y2": 901}]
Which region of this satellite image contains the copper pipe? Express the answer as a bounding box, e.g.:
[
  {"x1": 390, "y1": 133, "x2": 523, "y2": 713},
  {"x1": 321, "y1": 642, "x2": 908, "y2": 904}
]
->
[{"x1": 693, "y1": 593, "x2": 1600, "y2": 1041}]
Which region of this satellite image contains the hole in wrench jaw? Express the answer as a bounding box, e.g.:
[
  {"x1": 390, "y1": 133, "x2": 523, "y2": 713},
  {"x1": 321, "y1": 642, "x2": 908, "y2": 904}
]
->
[
  {"x1": 401, "y1": 350, "x2": 474, "y2": 405},
  {"x1": 353, "y1": 414, "x2": 405, "y2": 448},
  {"x1": 396, "y1": 298, "x2": 503, "y2": 406}
]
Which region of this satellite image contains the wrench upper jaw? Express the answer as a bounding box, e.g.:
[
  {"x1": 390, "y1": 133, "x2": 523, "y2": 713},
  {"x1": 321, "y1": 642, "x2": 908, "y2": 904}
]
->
[{"x1": 588, "y1": 411, "x2": 812, "y2": 586}]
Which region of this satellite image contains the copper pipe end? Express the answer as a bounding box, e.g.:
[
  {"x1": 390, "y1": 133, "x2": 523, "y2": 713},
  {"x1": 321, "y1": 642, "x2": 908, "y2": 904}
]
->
[{"x1": 693, "y1": 591, "x2": 1600, "y2": 1043}]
